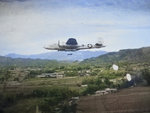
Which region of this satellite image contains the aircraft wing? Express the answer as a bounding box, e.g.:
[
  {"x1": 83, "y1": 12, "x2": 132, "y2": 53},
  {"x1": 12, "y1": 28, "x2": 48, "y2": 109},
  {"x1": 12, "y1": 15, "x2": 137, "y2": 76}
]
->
[
  {"x1": 77, "y1": 44, "x2": 105, "y2": 50},
  {"x1": 44, "y1": 44, "x2": 60, "y2": 50}
]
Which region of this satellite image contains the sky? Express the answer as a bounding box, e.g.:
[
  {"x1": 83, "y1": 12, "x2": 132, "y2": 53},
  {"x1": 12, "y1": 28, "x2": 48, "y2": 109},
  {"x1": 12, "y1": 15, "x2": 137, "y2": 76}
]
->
[{"x1": 0, "y1": 0, "x2": 150, "y2": 56}]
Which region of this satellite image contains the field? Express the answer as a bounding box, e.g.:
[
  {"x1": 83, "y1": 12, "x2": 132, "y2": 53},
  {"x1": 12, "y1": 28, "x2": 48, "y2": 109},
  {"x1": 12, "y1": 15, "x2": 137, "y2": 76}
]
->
[
  {"x1": 0, "y1": 76, "x2": 85, "y2": 113},
  {"x1": 0, "y1": 77, "x2": 85, "y2": 94},
  {"x1": 76, "y1": 83, "x2": 150, "y2": 113}
]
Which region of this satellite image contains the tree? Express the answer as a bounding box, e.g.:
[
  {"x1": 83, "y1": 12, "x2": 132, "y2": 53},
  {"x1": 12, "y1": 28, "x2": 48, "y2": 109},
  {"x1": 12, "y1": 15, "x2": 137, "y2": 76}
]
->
[
  {"x1": 0, "y1": 76, "x2": 5, "y2": 83},
  {"x1": 104, "y1": 77, "x2": 111, "y2": 86},
  {"x1": 90, "y1": 71, "x2": 97, "y2": 76},
  {"x1": 65, "y1": 71, "x2": 78, "y2": 77},
  {"x1": 141, "y1": 68, "x2": 150, "y2": 85},
  {"x1": 14, "y1": 77, "x2": 19, "y2": 82},
  {"x1": 5, "y1": 70, "x2": 11, "y2": 81}
]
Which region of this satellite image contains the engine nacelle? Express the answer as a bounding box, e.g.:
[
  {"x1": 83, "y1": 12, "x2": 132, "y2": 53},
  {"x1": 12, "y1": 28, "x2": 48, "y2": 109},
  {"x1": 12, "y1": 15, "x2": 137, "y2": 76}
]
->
[{"x1": 87, "y1": 44, "x2": 93, "y2": 48}]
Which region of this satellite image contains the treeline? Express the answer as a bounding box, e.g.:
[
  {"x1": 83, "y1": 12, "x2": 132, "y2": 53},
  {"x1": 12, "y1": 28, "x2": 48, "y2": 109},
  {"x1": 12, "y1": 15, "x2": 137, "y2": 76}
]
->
[
  {"x1": 81, "y1": 77, "x2": 113, "y2": 95},
  {"x1": 0, "y1": 56, "x2": 62, "y2": 68},
  {"x1": 81, "y1": 47, "x2": 150, "y2": 66},
  {"x1": 80, "y1": 74, "x2": 143, "y2": 95},
  {"x1": 0, "y1": 88, "x2": 78, "y2": 113}
]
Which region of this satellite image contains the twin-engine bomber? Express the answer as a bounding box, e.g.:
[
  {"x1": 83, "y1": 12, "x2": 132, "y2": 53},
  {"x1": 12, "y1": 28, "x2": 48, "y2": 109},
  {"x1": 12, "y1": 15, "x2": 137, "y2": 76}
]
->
[{"x1": 44, "y1": 38, "x2": 105, "y2": 52}]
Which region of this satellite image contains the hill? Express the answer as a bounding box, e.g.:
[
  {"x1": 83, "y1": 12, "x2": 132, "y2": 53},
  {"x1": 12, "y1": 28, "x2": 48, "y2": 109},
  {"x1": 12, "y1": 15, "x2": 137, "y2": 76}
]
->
[
  {"x1": 0, "y1": 56, "x2": 61, "y2": 68},
  {"x1": 5, "y1": 50, "x2": 107, "y2": 61},
  {"x1": 81, "y1": 46, "x2": 150, "y2": 65},
  {"x1": 0, "y1": 50, "x2": 107, "y2": 68}
]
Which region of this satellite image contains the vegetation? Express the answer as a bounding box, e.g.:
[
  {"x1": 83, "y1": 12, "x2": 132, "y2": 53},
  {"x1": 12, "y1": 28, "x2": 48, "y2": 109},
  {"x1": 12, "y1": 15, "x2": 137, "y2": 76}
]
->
[
  {"x1": 0, "y1": 88, "x2": 78, "y2": 113},
  {"x1": 81, "y1": 47, "x2": 150, "y2": 66},
  {"x1": 13, "y1": 77, "x2": 19, "y2": 81},
  {"x1": 141, "y1": 68, "x2": 150, "y2": 85},
  {"x1": 0, "y1": 56, "x2": 62, "y2": 68},
  {"x1": 65, "y1": 71, "x2": 78, "y2": 77},
  {"x1": 37, "y1": 88, "x2": 78, "y2": 113},
  {"x1": 81, "y1": 76, "x2": 113, "y2": 95}
]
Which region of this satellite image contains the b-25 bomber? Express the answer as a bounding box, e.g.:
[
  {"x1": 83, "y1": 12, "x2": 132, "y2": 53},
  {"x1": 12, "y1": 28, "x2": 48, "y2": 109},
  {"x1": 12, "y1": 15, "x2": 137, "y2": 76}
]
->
[{"x1": 44, "y1": 38, "x2": 105, "y2": 52}]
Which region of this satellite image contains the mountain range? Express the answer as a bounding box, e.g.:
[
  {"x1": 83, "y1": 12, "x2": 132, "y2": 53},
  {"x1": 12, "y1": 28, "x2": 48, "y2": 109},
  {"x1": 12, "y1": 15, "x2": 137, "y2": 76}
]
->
[
  {"x1": 81, "y1": 46, "x2": 150, "y2": 65},
  {"x1": 5, "y1": 50, "x2": 107, "y2": 61},
  {"x1": 1, "y1": 46, "x2": 150, "y2": 68}
]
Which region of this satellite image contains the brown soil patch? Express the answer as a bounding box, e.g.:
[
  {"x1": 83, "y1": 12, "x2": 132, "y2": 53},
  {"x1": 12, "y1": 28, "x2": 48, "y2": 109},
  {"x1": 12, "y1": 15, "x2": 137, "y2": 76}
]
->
[{"x1": 77, "y1": 86, "x2": 150, "y2": 113}]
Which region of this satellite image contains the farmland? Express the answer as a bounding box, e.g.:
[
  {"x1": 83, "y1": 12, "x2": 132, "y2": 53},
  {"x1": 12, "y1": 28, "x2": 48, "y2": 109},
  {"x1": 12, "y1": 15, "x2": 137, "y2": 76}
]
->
[
  {"x1": 0, "y1": 64, "x2": 148, "y2": 113},
  {"x1": 77, "y1": 83, "x2": 150, "y2": 113}
]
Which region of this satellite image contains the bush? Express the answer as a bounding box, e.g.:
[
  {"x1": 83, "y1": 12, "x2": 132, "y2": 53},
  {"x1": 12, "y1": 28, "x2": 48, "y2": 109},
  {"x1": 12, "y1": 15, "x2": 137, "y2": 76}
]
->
[
  {"x1": 141, "y1": 68, "x2": 150, "y2": 85},
  {"x1": 104, "y1": 77, "x2": 113, "y2": 87},
  {"x1": 14, "y1": 77, "x2": 19, "y2": 81},
  {"x1": 65, "y1": 71, "x2": 78, "y2": 77},
  {"x1": 37, "y1": 88, "x2": 78, "y2": 113},
  {"x1": 81, "y1": 76, "x2": 114, "y2": 95}
]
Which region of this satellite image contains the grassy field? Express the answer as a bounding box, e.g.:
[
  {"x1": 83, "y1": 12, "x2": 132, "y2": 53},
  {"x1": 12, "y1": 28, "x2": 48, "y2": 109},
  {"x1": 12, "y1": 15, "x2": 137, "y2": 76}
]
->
[
  {"x1": 0, "y1": 76, "x2": 85, "y2": 94},
  {"x1": 1, "y1": 77, "x2": 85, "y2": 113}
]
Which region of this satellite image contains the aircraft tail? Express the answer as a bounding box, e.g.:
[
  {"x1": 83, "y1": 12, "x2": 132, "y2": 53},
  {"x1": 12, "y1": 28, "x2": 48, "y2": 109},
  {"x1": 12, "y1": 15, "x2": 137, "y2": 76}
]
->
[{"x1": 58, "y1": 40, "x2": 60, "y2": 47}]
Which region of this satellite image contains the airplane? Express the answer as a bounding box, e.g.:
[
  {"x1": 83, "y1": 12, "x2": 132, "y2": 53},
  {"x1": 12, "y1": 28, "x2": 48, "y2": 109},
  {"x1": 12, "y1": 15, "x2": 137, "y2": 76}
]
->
[{"x1": 44, "y1": 38, "x2": 105, "y2": 52}]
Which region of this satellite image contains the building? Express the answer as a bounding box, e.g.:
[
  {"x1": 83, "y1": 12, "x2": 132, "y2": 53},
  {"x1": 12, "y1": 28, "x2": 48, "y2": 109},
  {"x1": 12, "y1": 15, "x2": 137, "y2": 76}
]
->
[
  {"x1": 37, "y1": 73, "x2": 64, "y2": 78},
  {"x1": 95, "y1": 88, "x2": 117, "y2": 96}
]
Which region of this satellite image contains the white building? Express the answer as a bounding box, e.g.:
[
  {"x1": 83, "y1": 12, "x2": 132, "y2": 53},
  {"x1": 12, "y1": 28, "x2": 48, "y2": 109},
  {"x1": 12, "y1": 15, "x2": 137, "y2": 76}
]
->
[{"x1": 37, "y1": 73, "x2": 64, "y2": 78}]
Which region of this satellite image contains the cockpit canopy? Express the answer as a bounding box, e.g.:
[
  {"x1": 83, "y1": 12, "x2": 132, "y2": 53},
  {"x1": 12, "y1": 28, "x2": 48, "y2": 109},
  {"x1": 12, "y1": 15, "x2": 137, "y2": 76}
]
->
[{"x1": 66, "y1": 38, "x2": 78, "y2": 45}]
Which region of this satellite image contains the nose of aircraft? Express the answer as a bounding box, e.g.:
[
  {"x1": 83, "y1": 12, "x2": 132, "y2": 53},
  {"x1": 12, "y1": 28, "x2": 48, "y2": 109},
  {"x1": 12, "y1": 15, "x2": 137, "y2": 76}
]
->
[{"x1": 43, "y1": 45, "x2": 48, "y2": 49}]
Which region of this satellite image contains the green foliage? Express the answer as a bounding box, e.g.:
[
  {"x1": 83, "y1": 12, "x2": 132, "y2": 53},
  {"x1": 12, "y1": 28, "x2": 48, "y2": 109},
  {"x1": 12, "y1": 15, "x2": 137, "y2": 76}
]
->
[
  {"x1": 81, "y1": 76, "x2": 114, "y2": 95},
  {"x1": 80, "y1": 47, "x2": 150, "y2": 66},
  {"x1": 98, "y1": 70, "x2": 123, "y2": 79},
  {"x1": 65, "y1": 71, "x2": 78, "y2": 77},
  {"x1": 30, "y1": 70, "x2": 42, "y2": 75},
  {"x1": 0, "y1": 70, "x2": 11, "y2": 82},
  {"x1": 0, "y1": 56, "x2": 62, "y2": 68},
  {"x1": 81, "y1": 77, "x2": 95, "y2": 85},
  {"x1": 105, "y1": 64, "x2": 112, "y2": 70},
  {"x1": 14, "y1": 77, "x2": 19, "y2": 81},
  {"x1": 85, "y1": 84, "x2": 99, "y2": 94},
  {"x1": 27, "y1": 70, "x2": 43, "y2": 79},
  {"x1": 141, "y1": 68, "x2": 150, "y2": 85},
  {"x1": 0, "y1": 76, "x2": 5, "y2": 83},
  {"x1": 4, "y1": 70, "x2": 11, "y2": 81},
  {"x1": 90, "y1": 71, "x2": 97, "y2": 76},
  {"x1": 77, "y1": 66, "x2": 83, "y2": 70},
  {"x1": 0, "y1": 88, "x2": 78, "y2": 113},
  {"x1": 33, "y1": 88, "x2": 78, "y2": 113},
  {"x1": 59, "y1": 66, "x2": 65, "y2": 69},
  {"x1": 0, "y1": 93, "x2": 17, "y2": 112},
  {"x1": 104, "y1": 77, "x2": 113, "y2": 86}
]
